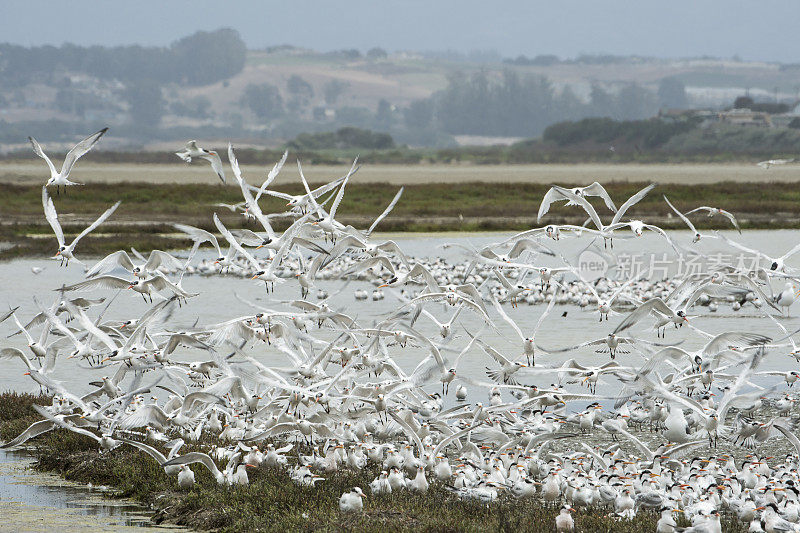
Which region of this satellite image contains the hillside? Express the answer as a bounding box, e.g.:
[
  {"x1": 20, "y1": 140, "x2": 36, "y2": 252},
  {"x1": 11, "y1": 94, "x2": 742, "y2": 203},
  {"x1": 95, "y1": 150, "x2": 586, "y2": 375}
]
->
[{"x1": 2, "y1": 34, "x2": 800, "y2": 150}]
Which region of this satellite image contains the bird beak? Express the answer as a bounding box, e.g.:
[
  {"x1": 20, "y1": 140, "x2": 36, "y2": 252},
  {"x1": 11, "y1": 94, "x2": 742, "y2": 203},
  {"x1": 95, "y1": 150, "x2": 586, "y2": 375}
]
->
[
  {"x1": 23, "y1": 371, "x2": 30, "y2": 376},
  {"x1": 251, "y1": 275, "x2": 258, "y2": 279},
  {"x1": 55, "y1": 251, "x2": 61, "y2": 256},
  {"x1": 256, "y1": 245, "x2": 264, "y2": 249},
  {"x1": 379, "y1": 284, "x2": 388, "y2": 288}
]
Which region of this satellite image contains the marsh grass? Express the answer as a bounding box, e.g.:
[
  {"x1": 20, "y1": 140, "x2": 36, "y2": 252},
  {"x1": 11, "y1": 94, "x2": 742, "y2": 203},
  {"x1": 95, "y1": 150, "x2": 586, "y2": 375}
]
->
[
  {"x1": 0, "y1": 392, "x2": 748, "y2": 532},
  {"x1": 2, "y1": 180, "x2": 798, "y2": 259}
]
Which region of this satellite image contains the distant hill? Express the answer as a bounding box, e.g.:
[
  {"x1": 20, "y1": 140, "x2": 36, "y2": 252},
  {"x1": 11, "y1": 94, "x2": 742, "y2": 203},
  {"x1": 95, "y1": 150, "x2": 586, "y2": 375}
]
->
[{"x1": 2, "y1": 35, "x2": 800, "y2": 150}]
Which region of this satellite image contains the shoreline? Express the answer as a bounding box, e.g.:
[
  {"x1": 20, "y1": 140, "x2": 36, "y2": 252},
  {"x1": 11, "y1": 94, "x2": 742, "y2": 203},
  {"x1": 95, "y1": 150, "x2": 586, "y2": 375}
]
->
[{"x1": 0, "y1": 393, "x2": 746, "y2": 532}]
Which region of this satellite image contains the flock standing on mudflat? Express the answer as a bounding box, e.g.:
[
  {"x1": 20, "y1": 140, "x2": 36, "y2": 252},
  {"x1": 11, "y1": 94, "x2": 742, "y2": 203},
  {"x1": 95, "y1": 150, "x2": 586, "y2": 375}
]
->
[{"x1": 4, "y1": 128, "x2": 800, "y2": 533}]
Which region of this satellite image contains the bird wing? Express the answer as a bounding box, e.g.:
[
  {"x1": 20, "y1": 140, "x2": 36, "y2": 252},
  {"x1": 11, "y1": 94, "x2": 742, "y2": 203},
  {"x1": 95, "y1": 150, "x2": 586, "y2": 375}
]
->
[
  {"x1": 119, "y1": 438, "x2": 167, "y2": 464},
  {"x1": 144, "y1": 250, "x2": 183, "y2": 273},
  {"x1": 11, "y1": 313, "x2": 35, "y2": 345},
  {"x1": 508, "y1": 238, "x2": 555, "y2": 259},
  {"x1": 59, "y1": 275, "x2": 131, "y2": 292},
  {"x1": 684, "y1": 206, "x2": 713, "y2": 215},
  {"x1": 582, "y1": 182, "x2": 618, "y2": 212},
  {"x1": 376, "y1": 240, "x2": 411, "y2": 270},
  {"x1": 388, "y1": 411, "x2": 425, "y2": 454},
  {"x1": 1, "y1": 419, "x2": 56, "y2": 448},
  {"x1": 537, "y1": 187, "x2": 566, "y2": 222},
  {"x1": 63, "y1": 300, "x2": 117, "y2": 352},
  {"x1": 161, "y1": 452, "x2": 221, "y2": 477},
  {"x1": 663, "y1": 195, "x2": 697, "y2": 234},
  {"x1": 71, "y1": 201, "x2": 121, "y2": 248},
  {"x1": 493, "y1": 270, "x2": 514, "y2": 290},
  {"x1": 60, "y1": 128, "x2": 108, "y2": 176},
  {"x1": 368, "y1": 186, "x2": 403, "y2": 235},
  {"x1": 42, "y1": 187, "x2": 64, "y2": 248},
  {"x1": 611, "y1": 183, "x2": 656, "y2": 224},
  {"x1": 608, "y1": 273, "x2": 641, "y2": 305},
  {"x1": 173, "y1": 223, "x2": 222, "y2": 257},
  {"x1": 85, "y1": 250, "x2": 135, "y2": 278},
  {"x1": 408, "y1": 263, "x2": 441, "y2": 293},
  {"x1": 296, "y1": 160, "x2": 325, "y2": 218},
  {"x1": 328, "y1": 158, "x2": 358, "y2": 220},
  {"x1": 773, "y1": 421, "x2": 800, "y2": 455},
  {"x1": 717, "y1": 209, "x2": 742, "y2": 233},
  {"x1": 0, "y1": 347, "x2": 34, "y2": 370},
  {"x1": 229, "y1": 144, "x2": 276, "y2": 240},
  {"x1": 636, "y1": 346, "x2": 691, "y2": 376},
  {"x1": 779, "y1": 241, "x2": 800, "y2": 263},
  {"x1": 703, "y1": 331, "x2": 770, "y2": 356},
  {"x1": 29, "y1": 137, "x2": 57, "y2": 177},
  {"x1": 475, "y1": 338, "x2": 511, "y2": 366},
  {"x1": 200, "y1": 151, "x2": 226, "y2": 184},
  {"x1": 491, "y1": 297, "x2": 524, "y2": 342},
  {"x1": 213, "y1": 214, "x2": 260, "y2": 271},
  {"x1": 533, "y1": 288, "x2": 559, "y2": 336},
  {"x1": 253, "y1": 150, "x2": 289, "y2": 202},
  {"x1": 716, "y1": 232, "x2": 764, "y2": 262},
  {"x1": 552, "y1": 186, "x2": 603, "y2": 230},
  {"x1": 613, "y1": 298, "x2": 674, "y2": 335},
  {"x1": 266, "y1": 214, "x2": 312, "y2": 277}
]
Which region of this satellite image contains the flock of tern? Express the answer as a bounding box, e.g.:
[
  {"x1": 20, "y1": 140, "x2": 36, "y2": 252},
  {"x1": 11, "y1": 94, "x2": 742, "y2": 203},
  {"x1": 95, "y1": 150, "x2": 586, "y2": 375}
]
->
[{"x1": 4, "y1": 130, "x2": 800, "y2": 532}]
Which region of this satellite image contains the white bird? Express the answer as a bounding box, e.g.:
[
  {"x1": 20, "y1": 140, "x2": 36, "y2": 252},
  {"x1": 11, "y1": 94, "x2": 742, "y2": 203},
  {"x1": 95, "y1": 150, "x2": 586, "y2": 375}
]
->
[
  {"x1": 757, "y1": 158, "x2": 794, "y2": 169},
  {"x1": 85, "y1": 249, "x2": 183, "y2": 278},
  {"x1": 684, "y1": 206, "x2": 741, "y2": 233},
  {"x1": 29, "y1": 128, "x2": 107, "y2": 193},
  {"x1": 175, "y1": 140, "x2": 226, "y2": 184},
  {"x1": 339, "y1": 487, "x2": 365, "y2": 512},
  {"x1": 42, "y1": 186, "x2": 120, "y2": 266},
  {"x1": 555, "y1": 504, "x2": 575, "y2": 532},
  {"x1": 538, "y1": 182, "x2": 617, "y2": 222}
]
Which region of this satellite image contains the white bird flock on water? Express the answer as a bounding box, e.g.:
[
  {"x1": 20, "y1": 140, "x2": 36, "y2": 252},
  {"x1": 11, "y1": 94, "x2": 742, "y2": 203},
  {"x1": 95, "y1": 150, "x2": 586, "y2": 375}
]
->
[{"x1": 6, "y1": 129, "x2": 800, "y2": 532}]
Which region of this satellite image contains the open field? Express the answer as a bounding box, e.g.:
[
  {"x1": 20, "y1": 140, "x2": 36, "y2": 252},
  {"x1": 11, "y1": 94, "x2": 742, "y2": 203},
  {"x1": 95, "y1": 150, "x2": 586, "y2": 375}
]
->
[{"x1": 3, "y1": 161, "x2": 800, "y2": 186}]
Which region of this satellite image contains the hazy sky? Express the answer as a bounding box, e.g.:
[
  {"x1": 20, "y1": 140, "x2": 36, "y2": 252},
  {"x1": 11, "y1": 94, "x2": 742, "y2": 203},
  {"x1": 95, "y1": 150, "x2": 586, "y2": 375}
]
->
[{"x1": 3, "y1": 0, "x2": 798, "y2": 62}]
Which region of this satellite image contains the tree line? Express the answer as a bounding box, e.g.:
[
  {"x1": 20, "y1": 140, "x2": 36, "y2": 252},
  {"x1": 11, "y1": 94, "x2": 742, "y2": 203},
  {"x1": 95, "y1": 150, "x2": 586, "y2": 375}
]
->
[
  {"x1": 0, "y1": 28, "x2": 246, "y2": 87},
  {"x1": 408, "y1": 70, "x2": 683, "y2": 138}
]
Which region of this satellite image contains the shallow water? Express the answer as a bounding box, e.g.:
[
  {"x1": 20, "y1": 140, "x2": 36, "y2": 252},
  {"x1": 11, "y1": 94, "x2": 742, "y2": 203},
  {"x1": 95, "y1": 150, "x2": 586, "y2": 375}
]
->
[
  {"x1": 1, "y1": 230, "x2": 799, "y2": 527},
  {"x1": 0, "y1": 448, "x2": 185, "y2": 532},
  {"x1": 1, "y1": 230, "x2": 799, "y2": 403}
]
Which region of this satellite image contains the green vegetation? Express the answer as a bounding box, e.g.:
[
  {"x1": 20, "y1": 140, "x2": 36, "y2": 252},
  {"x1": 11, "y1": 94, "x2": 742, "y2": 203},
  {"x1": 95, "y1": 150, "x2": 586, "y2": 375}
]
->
[
  {"x1": 542, "y1": 117, "x2": 701, "y2": 150},
  {"x1": 0, "y1": 180, "x2": 799, "y2": 260},
  {"x1": 0, "y1": 392, "x2": 747, "y2": 532},
  {"x1": 661, "y1": 124, "x2": 800, "y2": 155}
]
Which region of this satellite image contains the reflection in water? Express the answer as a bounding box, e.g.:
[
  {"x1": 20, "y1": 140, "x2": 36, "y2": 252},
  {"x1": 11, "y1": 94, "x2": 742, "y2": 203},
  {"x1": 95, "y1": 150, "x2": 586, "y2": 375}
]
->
[{"x1": 0, "y1": 448, "x2": 185, "y2": 531}]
